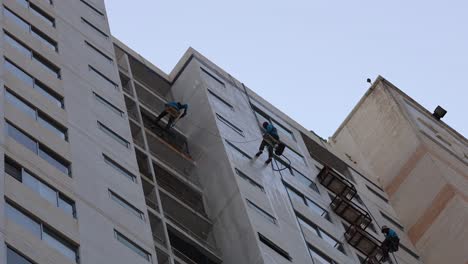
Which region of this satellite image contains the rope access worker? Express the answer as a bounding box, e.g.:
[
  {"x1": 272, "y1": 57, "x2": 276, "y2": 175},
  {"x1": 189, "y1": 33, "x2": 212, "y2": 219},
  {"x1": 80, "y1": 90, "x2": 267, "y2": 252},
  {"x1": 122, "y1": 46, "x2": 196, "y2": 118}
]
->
[
  {"x1": 380, "y1": 225, "x2": 400, "y2": 262},
  {"x1": 154, "y1": 101, "x2": 188, "y2": 129},
  {"x1": 255, "y1": 121, "x2": 280, "y2": 164}
]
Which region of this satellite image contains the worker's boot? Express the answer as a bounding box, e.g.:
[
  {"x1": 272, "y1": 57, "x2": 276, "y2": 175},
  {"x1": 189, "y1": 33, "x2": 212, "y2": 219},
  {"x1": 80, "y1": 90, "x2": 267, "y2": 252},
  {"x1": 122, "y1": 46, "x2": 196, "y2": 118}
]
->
[
  {"x1": 255, "y1": 151, "x2": 262, "y2": 157},
  {"x1": 265, "y1": 158, "x2": 272, "y2": 164}
]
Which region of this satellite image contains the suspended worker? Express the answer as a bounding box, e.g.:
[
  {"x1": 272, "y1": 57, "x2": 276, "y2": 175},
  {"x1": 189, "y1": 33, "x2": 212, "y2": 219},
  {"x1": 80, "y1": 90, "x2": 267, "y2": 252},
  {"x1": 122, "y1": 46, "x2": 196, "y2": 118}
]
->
[
  {"x1": 154, "y1": 101, "x2": 188, "y2": 129},
  {"x1": 380, "y1": 225, "x2": 400, "y2": 262},
  {"x1": 255, "y1": 121, "x2": 280, "y2": 164}
]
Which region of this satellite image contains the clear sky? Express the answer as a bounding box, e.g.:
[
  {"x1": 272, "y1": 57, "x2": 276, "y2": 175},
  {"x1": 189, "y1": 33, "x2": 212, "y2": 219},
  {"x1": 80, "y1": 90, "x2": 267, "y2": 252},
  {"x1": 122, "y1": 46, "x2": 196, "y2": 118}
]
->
[{"x1": 104, "y1": 0, "x2": 467, "y2": 138}]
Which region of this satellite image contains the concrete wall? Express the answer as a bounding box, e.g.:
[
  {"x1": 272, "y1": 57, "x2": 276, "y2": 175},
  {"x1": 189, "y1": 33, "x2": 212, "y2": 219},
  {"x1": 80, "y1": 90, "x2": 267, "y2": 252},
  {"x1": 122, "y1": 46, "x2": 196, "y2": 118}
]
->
[{"x1": 1, "y1": 0, "x2": 156, "y2": 263}]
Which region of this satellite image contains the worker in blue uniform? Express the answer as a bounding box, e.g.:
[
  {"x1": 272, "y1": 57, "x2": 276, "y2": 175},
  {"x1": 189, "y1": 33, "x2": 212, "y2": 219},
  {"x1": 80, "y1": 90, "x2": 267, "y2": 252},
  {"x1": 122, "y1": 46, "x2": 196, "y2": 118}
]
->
[
  {"x1": 255, "y1": 122, "x2": 280, "y2": 164},
  {"x1": 380, "y1": 225, "x2": 400, "y2": 262},
  {"x1": 154, "y1": 101, "x2": 188, "y2": 129}
]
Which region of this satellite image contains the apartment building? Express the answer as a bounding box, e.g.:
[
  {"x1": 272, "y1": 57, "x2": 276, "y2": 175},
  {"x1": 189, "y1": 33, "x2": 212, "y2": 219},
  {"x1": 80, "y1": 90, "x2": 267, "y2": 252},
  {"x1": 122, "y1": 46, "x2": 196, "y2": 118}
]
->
[
  {"x1": 330, "y1": 77, "x2": 468, "y2": 264},
  {"x1": 0, "y1": 1, "x2": 431, "y2": 264}
]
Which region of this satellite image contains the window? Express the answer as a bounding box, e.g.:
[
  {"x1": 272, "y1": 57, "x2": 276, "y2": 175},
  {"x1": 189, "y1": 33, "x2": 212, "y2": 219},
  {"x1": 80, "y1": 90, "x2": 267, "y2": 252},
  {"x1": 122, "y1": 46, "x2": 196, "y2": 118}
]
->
[
  {"x1": 85, "y1": 41, "x2": 113, "y2": 63},
  {"x1": 5, "y1": 89, "x2": 67, "y2": 140},
  {"x1": 367, "y1": 186, "x2": 389, "y2": 203},
  {"x1": 308, "y1": 245, "x2": 337, "y2": 264},
  {"x1": 298, "y1": 215, "x2": 344, "y2": 253},
  {"x1": 4, "y1": 7, "x2": 58, "y2": 51},
  {"x1": 93, "y1": 92, "x2": 124, "y2": 116},
  {"x1": 235, "y1": 169, "x2": 264, "y2": 192},
  {"x1": 89, "y1": 65, "x2": 118, "y2": 90},
  {"x1": 23, "y1": 0, "x2": 55, "y2": 27},
  {"x1": 226, "y1": 140, "x2": 252, "y2": 160},
  {"x1": 6, "y1": 202, "x2": 79, "y2": 262},
  {"x1": 81, "y1": 17, "x2": 108, "y2": 38},
  {"x1": 5, "y1": 31, "x2": 61, "y2": 78},
  {"x1": 285, "y1": 183, "x2": 331, "y2": 221},
  {"x1": 208, "y1": 89, "x2": 233, "y2": 110},
  {"x1": 80, "y1": 0, "x2": 105, "y2": 17},
  {"x1": 380, "y1": 212, "x2": 405, "y2": 231},
  {"x1": 103, "y1": 154, "x2": 136, "y2": 182},
  {"x1": 7, "y1": 246, "x2": 35, "y2": 264},
  {"x1": 201, "y1": 67, "x2": 225, "y2": 88},
  {"x1": 258, "y1": 233, "x2": 292, "y2": 261},
  {"x1": 5, "y1": 121, "x2": 71, "y2": 175},
  {"x1": 5, "y1": 157, "x2": 76, "y2": 217},
  {"x1": 114, "y1": 230, "x2": 151, "y2": 261},
  {"x1": 291, "y1": 167, "x2": 319, "y2": 193},
  {"x1": 253, "y1": 106, "x2": 295, "y2": 141},
  {"x1": 246, "y1": 199, "x2": 276, "y2": 224},
  {"x1": 216, "y1": 113, "x2": 243, "y2": 136},
  {"x1": 4, "y1": 59, "x2": 63, "y2": 108},
  {"x1": 109, "y1": 189, "x2": 144, "y2": 220},
  {"x1": 98, "y1": 121, "x2": 129, "y2": 148}
]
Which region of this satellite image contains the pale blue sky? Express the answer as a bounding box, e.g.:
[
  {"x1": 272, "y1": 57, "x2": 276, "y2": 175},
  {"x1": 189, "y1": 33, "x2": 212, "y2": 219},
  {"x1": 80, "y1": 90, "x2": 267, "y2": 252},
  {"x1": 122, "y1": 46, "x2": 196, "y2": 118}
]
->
[{"x1": 104, "y1": 0, "x2": 467, "y2": 138}]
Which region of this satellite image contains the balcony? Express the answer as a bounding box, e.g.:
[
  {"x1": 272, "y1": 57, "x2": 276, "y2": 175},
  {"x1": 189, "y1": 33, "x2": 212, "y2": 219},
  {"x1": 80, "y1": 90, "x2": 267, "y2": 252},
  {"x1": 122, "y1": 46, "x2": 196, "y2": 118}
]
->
[
  {"x1": 160, "y1": 191, "x2": 218, "y2": 255},
  {"x1": 345, "y1": 225, "x2": 384, "y2": 263},
  {"x1": 330, "y1": 196, "x2": 372, "y2": 230},
  {"x1": 317, "y1": 166, "x2": 356, "y2": 200},
  {"x1": 129, "y1": 56, "x2": 171, "y2": 97},
  {"x1": 149, "y1": 211, "x2": 167, "y2": 247},
  {"x1": 142, "y1": 178, "x2": 159, "y2": 212},
  {"x1": 168, "y1": 229, "x2": 221, "y2": 264},
  {"x1": 154, "y1": 163, "x2": 206, "y2": 216}
]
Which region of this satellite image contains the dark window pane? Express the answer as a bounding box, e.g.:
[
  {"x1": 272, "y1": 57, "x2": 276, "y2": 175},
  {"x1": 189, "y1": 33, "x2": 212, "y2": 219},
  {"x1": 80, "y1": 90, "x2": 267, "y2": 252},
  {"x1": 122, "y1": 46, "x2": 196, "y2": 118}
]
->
[
  {"x1": 115, "y1": 230, "x2": 150, "y2": 261},
  {"x1": 5, "y1": 158, "x2": 22, "y2": 181},
  {"x1": 38, "y1": 146, "x2": 70, "y2": 175},
  {"x1": 58, "y1": 194, "x2": 75, "y2": 217},
  {"x1": 6, "y1": 123, "x2": 37, "y2": 153},
  {"x1": 7, "y1": 247, "x2": 33, "y2": 264},
  {"x1": 4, "y1": 8, "x2": 30, "y2": 31},
  {"x1": 4, "y1": 60, "x2": 34, "y2": 87},
  {"x1": 4, "y1": 32, "x2": 31, "y2": 57},
  {"x1": 43, "y1": 228, "x2": 77, "y2": 262},
  {"x1": 5, "y1": 90, "x2": 36, "y2": 119},
  {"x1": 31, "y1": 28, "x2": 57, "y2": 51},
  {"x1": 34, "y1": 81, "x2": 63, "y2": 108},
  {"x1": 6, "y1": 203, "x2": 41, "y2": 237}
]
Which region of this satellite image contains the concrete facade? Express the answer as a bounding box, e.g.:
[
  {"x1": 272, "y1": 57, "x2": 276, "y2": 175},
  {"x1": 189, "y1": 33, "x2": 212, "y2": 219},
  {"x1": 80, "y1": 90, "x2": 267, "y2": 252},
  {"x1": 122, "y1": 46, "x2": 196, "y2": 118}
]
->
[
  {"x1": 330, "y1": 77, "x2": 468, "y2": 264},
  {"x1": 0, "y1": 1, "x2": 430, "y2": 264}
]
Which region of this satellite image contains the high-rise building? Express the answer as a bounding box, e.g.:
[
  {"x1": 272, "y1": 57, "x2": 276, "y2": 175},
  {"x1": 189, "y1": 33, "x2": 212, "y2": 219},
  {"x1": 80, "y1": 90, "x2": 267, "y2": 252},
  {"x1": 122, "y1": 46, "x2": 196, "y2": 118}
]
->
[
  {"x1": 0, "y1": 1, "x2": 436, "y2": 264},
  {"x1": 330, "y1": 76, "x2": 467, "y2": 264}
]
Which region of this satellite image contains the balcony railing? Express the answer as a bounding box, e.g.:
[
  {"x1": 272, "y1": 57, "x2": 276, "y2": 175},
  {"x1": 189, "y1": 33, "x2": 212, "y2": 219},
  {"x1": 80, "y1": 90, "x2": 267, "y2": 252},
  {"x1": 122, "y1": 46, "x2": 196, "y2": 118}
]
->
[
  {"x1": 345, "y1": 225, "x2": 384, "y2": 262},
  {"x1": 317, "y1": 166, "x2": 356, "y2": 200},
  {"x1": 172, "y1": 247, "x2": 198, "y2": 264},
  {"x1": 331, "y1": 196, "x2": 372, "y2": 230},
  {"x1": 160, "y1": 192, "x2": 218, "y2": 254}
]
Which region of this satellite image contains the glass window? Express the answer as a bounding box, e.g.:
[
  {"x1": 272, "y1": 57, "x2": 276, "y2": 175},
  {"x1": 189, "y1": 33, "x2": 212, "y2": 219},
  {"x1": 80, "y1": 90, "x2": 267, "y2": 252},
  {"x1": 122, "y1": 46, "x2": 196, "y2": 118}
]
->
[
  {"x1": 285, "y1": 184, "x2": 305, "y2": 204},
  {"x1": 29, "y1": 3, "x2": 55, "y2": 27},
  {"x1": 103, "y1": 154, "x2": 136, "y2": 182},
  {"x1": 201, "y1": 67, "x2": 225, "y2": 89},
  {"x1": 81, "y1": 18, "x2": 109, "y2": 38},
  {"x1": 93, "y1": 92, "x2": 124, "y2": 116},
  {"x1": 216, "y1": 114, "x2": 243, "y2": 136},
  {"x1": 6, "y1": 203, "x2": 41, "y2": 237},
  {"x1": 4, "y1": 59, "x2": 34, "y2": 87},
  {"x1": 293, "y1": 169, "x2": 320, "y2": 193},
  {"x1": 298, "y1": 216, "x2": 319, "y2": 236},
  {"x1": 246, "y1": 199, "x2": 276, "y2": 224},
  {"x1": 109, "y1": 190, "x2": 144, "y2": 220},
  {"x1": 37, "y1": 113, "x2": 67, "y2": 140},
  {"x1": 208, "y1": 89, "x2": 233, "y2": 109},
  {"x1": 38, "y1": 146, "x2": 70, "y2": 175},
  {"x1": 98, "y1": 121, "x2": 129, "y2": 148},
  {"x1": 235, "y1": 169, "x2": 264, "y2": 192},
  {"x1": 309, "y1": 246, "x2": 335, "y2": 264},
  {"x1": 258, "y1": 233, "x2": 292, "y2": 261},
  {"x1": 4, "y1": 32, "x2": 31, "y2": 56},
  {"x1": 4, "y1": 8, "x2": 30, "y2": 31},
  {"x1": 31, "y1": 28, "x2": 57, "y2": 51},
  {"x1": 5, "y1": 158, "x2": 22, "y2": 181},
  {"x1": 58, "y1": 194, "x2": 75, "y2": 217},
  {"x1": 5, "y1": 90, "x2": 36, "y2": 119},
  {"x1": 33, "y1": 53, "x2": 61, "y2": 79},
  {"x1": 115, "y1": 230, "x2": 151, "y2": 261},
  {"x1": 7, "y1": 246, "x2": 34, "y2": 264},
  {"x1": 85, "y1": 41, "x2": 113, "y2": 63},
  {"x1": 305, "y1": 197, "x2": 331, "y2": 221},
  {"x1": 89, "y1": 65, "x2": 118, "y2": 90},
  {"x1": 42, "y1": 228, "x2": 77, "y2": 262},
  {"x1": 34, "y1": 80, "x2": 63, "y2": 108},
  {"x1": 6, "y1": 122, "x2": 37, "y2": 153},
  {"x1": 80, "y1": 0, "x2": 105, "y2": 17},
  {"x1": 226, "y1": 141, "x2": 252, "y2": 160}
]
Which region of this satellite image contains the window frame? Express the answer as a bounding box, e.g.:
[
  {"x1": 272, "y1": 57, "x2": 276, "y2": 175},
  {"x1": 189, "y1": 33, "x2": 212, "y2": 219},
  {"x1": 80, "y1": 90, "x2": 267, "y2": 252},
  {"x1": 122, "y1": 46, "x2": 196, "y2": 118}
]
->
[
  {"x1": 208, "y1": 89, "x2": 233, "y2": 110},
  {"x1": 114, "y1": 230, "x2": 151, "y2": 262},
  {"x1": 81, "y1": 17, "x2": 109, "y2": 38},
  {"x1": 216, "y1": 113, "x2": 244, "y2": 136},
  {"x1": 258, "y1": 233, "x2": 292, "y2": 261},
  {"x1": 93, "y1": 92, "x2": 124, "y2": 116},
  {"x1": 85, "y1": 40, "x2": 113, "y2": 63},
  {"x1": 246, "y1": 199, "x2": 277, "y2": 224},
  {"x1": 235, "y1": 168, "x2": 265, "y2": 192},
  {"x1": 109, "y1": 189, "x2": 144, "y2": 220},
  {"x1": 103, "y1": 154, "x2": 137, "y2": 182},
  {"x1": 97, "y1": 121, "x2": 130, "y2": 148},
  {"x1": 80, "y1": 0, "x2": 105, "y2": 17}
]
